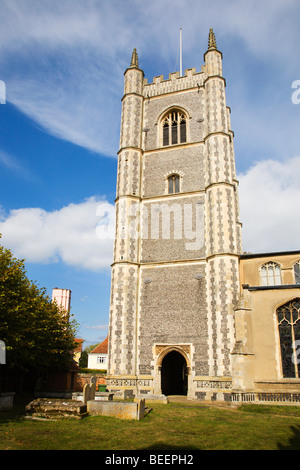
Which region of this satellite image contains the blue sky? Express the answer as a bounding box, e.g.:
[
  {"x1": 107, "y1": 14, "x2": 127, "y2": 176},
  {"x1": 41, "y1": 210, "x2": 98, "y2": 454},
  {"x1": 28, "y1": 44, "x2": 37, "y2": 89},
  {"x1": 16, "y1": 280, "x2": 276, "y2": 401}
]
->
[{"x1": 1, "y1": 0, "x2": 300, "y2": 347}]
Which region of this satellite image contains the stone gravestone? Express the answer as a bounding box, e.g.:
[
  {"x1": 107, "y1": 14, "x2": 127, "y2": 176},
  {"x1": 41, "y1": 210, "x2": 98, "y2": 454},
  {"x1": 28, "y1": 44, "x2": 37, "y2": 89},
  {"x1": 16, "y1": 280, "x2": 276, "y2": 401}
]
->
[
  {"x1": 90, "y1": 375, "x2": 96, "y2": 387},
  {"x1": 90, "y1": 378, "x2": 96, "y2": 401},
  {"x1": 83, "y1": 378, "x2": 96, "y2": 404},
  {"x1": 83, "y1": 383, "x2": 90, "y2": 404}
]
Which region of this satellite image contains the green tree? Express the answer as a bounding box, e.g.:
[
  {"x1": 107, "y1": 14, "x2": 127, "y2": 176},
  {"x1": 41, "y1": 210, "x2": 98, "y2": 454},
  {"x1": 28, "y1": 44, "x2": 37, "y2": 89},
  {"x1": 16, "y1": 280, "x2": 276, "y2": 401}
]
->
[
  {"x1": 79, "y1": 349, "x2": 88, "y2": 368},
  {"x1": 0, "y1": 237, "x2": 78, "y2": 387}
]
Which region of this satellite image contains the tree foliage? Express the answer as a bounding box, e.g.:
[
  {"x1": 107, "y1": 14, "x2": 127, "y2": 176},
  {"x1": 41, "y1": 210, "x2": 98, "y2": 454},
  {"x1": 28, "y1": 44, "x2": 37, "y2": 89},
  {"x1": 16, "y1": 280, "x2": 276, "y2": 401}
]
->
[{"x1": 0, "y1": 237, "x2": 78, "y2": 373}]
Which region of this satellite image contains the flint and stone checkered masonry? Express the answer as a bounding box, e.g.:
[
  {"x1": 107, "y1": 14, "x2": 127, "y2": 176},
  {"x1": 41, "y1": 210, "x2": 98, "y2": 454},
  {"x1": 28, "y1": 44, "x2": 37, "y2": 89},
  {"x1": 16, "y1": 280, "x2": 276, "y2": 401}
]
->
[{"x1": 106, "y1": 30, "x2": 242, "y2": 400}]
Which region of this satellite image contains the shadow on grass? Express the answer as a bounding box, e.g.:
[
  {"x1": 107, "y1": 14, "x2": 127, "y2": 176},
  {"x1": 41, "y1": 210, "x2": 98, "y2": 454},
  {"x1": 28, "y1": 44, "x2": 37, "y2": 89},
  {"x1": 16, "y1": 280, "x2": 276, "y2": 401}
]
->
[
  {"x1": 0, "y1": 394, "x2": 34, "y2": 424},
  {"x1": 277, "y1": 425, "x2": 300, "y2": 450}
]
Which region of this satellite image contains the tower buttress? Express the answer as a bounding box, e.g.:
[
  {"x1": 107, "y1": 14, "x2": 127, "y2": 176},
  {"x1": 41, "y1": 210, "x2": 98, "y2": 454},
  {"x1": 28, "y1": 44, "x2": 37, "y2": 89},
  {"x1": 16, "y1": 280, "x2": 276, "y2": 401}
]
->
[
  {"x1": 203, "y1": 28, "x2": 241, "y2": 256},
  {"x1": 203, "y1": 29, "x2": 242, "y2": 376},
  {"x1": 108, "y1": 49, "x2": 144, "y2": 379}
]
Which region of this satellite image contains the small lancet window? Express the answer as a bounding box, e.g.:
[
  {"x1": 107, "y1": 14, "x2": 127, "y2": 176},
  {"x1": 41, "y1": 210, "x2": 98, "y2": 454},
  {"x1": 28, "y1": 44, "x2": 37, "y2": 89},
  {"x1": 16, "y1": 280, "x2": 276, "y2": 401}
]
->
[
  {"x1": 162, "y1": 110, "x2": 187, "y2": 146},
  {"x1": 168, "y1": 174, "x2": 180, "y2": 194},
  {"x1": 260, "y1": 262, "x2": 282, "y2": 286}
]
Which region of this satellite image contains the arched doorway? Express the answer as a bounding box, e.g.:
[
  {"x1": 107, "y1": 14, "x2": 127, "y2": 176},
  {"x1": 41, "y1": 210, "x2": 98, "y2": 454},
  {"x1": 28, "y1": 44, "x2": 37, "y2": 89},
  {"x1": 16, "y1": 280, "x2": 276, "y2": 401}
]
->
[{"x1": 161, "y1": 350, "x2": 188, "y2": 396}]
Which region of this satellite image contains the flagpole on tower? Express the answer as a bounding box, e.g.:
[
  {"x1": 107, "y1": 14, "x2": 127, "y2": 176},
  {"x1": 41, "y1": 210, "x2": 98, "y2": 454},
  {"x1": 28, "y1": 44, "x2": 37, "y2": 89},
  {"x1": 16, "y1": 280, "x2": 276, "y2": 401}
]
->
[{"x1": 180, "y1": 28, "x2": 182, "y2": 76}]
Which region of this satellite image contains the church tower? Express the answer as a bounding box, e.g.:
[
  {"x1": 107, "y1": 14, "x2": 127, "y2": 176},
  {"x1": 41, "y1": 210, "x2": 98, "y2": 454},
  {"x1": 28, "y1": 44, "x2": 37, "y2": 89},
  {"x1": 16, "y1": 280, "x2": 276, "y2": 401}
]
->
[{"x1": 107, "y1": 30, "x2": 242, "y2": 401}]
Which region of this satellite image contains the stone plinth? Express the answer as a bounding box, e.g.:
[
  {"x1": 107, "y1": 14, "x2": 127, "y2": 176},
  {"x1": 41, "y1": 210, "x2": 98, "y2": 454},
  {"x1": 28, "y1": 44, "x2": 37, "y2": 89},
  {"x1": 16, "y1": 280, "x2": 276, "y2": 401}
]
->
[
  {"x1": 134, "y1": 394, "x2": 168, "y2": 404},
  {"x1": 87, "y1": 398, "x2": 146, "y2": 420},
  {"x1": 95, "y1": 392, "x2": 114, "y2": 401},
  {"x1": 25, "y1": 398, "x2": 88, "y2": 419}
]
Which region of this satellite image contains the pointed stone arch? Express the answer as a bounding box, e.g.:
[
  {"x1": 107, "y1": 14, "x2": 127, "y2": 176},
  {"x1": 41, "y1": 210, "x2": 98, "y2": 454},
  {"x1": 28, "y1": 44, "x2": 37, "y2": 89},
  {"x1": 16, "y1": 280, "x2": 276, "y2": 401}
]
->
[
  {"x1": 155, "y1": 345, "x2": 191, "y2": 396},
  {"x1": 156, "y1": 106, "x2": 190, "y2": 147},
  {"x1": 156, "y1": 345, "x2": 191, "y2": 368}
]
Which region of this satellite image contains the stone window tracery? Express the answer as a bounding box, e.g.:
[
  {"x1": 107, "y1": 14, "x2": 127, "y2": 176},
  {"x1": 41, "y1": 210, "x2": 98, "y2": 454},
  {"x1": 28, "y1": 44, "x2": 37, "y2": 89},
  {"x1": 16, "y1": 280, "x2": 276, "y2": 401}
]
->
[
  {"x1": 162, "y1": 110, "x2": 187, "y2": 146},
  {"x1": 260, "y1": 262, "x2": 282, "y2": 286},
  {"x1": 277, "y1": 299, "x2": 300, "y2": 378}
]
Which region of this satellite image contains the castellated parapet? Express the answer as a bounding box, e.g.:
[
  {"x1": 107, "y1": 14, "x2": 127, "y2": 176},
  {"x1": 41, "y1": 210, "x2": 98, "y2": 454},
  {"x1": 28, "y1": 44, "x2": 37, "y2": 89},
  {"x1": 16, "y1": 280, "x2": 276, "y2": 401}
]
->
[{"x1": 143, "y1": 67, "x2": 205, "y2": 97}]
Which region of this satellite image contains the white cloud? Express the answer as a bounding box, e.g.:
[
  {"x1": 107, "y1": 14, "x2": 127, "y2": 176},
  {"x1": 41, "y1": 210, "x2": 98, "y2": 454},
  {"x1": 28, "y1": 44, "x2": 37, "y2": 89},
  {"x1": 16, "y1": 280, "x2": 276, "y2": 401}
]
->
[
  {"x1": 0, "y1": 197, "x2": 115, "y2": 271},
  {"x1": 1, "y1": 157, "x2": 300, "y2": 270},
  {"x1": 7, "y1": 63, "x2": 122, "y2": 157},
  {"x1": 0, "y1": 0, "x2": 300, "y2": 159},
  {"x1": 0, "y1": 1, "x2": 130, "y2": 156},
  {"x1": 238, "y1": 156, "x2": 300, "y2": 253}
]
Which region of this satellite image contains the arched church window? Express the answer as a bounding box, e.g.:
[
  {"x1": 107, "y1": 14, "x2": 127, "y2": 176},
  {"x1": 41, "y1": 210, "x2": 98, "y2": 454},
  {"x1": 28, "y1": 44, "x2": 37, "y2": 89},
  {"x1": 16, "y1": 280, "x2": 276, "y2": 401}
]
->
[
  {"x1": 260, "y1": 262, "x2": 282, "y2": 286},
  {"x1": 168, "y1": 174, "x2": 180, "y2": 194},
  {"x1": 162, "y1": 110, "x2": 187, "y2": 146},
  {"x1": 277, "y1": 299, "x2": 300, "y2": 378},
  {"x1": 294, "y1": 260, "x2": 300, "y2": 284}
]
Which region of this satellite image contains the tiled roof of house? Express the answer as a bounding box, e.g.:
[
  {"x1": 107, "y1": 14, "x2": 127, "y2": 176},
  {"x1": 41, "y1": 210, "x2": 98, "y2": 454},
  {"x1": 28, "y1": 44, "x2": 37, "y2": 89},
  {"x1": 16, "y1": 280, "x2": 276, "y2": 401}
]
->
[
  {"x1": 90, "y1": 336, "x2": 108, "y2": 354},
  {"x1": 74, "y1": 338, "x2": 84, "y2": 353}
]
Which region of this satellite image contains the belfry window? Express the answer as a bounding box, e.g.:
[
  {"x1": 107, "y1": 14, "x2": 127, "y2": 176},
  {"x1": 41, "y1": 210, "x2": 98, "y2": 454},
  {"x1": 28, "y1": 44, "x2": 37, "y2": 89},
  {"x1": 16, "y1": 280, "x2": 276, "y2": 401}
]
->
[
  {"x1": 294, "y1": 261, "x2": 300, "y2": 284},
  {"x1": 162, "y1": 110, "x2": 187, "y2": 146},
  {"x1": 277, "y1": 299, "x2": 300, "y2": 378},
  {"x1": 168, "y1": 174, "x2": 180, "y2": 194},
  {"x1": 260, "y1": 262, "x2": 282, "y2": 286}
]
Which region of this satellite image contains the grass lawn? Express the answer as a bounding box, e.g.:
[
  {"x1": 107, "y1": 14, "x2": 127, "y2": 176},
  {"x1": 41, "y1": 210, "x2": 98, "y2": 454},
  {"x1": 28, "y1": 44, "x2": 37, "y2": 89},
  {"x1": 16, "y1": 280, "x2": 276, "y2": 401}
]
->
[{"x1": 1, "y1": 396, "x2": 300, "y2": 450}]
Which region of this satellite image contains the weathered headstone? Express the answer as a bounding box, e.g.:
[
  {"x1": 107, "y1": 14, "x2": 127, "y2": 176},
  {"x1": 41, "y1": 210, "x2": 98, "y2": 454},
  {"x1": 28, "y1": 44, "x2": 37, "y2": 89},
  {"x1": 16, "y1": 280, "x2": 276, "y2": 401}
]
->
[
  {"x1": 90, "y1": 381, "x2": 96, "y2": 401},
  {"x1": 83, "y1": 381, "x2": 96, "y2": 404},
  {"x1": 90, "y1": 375, "x2": 96, "y2": 386},
  {"x1": 83, "y1": 383, "x2": 90, "y2": 404}
]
